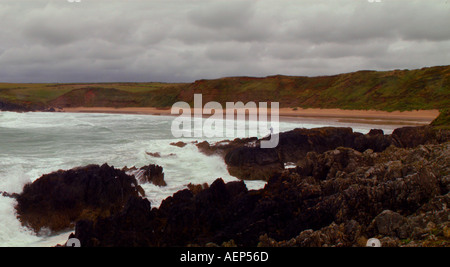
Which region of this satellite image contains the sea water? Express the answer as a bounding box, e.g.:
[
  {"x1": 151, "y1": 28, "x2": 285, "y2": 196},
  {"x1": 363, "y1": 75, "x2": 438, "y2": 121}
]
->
[{"x1": 0, "y1": 111, "x2": 405, "y2": 246}]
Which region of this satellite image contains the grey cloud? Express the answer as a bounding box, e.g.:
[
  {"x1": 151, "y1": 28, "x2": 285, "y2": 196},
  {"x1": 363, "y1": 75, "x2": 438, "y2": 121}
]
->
[
  {"x1": 188, "y1": 0, "x2": 256, "y2": 30},
  {"x1": 0, "y1": 0, "x2": 449, "y2": 83}
]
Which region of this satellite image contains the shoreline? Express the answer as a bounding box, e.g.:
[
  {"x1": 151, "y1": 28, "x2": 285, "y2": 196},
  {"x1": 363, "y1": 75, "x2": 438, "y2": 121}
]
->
[{"x1": 59, "y1": 107, "x2": 439, "y2": 126}]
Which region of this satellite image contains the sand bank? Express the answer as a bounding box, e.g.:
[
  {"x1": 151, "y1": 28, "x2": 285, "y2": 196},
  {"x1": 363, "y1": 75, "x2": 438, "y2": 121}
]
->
[{"x1": 62, "y1": 107, "x2": 438, "y2": 119}]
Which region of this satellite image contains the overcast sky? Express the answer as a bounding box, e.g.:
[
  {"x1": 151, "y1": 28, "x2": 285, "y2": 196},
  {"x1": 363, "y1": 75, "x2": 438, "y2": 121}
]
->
[{"x1": 0, "y1": 0, "x2": 449, "y2": 83}]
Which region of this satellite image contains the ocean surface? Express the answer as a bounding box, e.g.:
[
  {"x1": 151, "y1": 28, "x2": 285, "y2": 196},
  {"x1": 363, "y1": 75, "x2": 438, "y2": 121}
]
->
[{"x1": 0, "y1": 111, "x2": 406, "y2": 247}]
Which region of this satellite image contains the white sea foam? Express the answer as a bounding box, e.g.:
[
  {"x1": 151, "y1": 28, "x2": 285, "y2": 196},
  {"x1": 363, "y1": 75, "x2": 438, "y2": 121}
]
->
[
  {"x1": 0, "y1": 111, "x2": 406, "y2": 246},
  {"x1": 0, "y1": 196, "x2": 40, "y2": 247}
]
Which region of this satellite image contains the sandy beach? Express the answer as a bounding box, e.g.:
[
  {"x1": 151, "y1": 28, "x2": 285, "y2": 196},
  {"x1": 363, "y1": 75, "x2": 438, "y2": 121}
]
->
[{"x1": 60, "y1": 107, "x2": 439, "y2": 126}]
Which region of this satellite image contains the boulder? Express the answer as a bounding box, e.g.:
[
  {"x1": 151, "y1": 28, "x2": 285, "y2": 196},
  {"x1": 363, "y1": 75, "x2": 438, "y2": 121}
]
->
[
  {"x1": 371, "y1": 210, "x2": 412, "y2": 239},
  {"x1": 123, "y1": 164, "x2": 167, "y2": 187},
  {"x1": 392, "y1": 126, "x2": 450, "y2": 148},
  {"x1": 136, "y1": 164, "x2": 166, "y2": 186},
  {"x1": 15, "y1": 163, "x2": 145, "y2": 233},
  {"x1": 224, "y1": 147, "x2": 283, "y2": 180}
]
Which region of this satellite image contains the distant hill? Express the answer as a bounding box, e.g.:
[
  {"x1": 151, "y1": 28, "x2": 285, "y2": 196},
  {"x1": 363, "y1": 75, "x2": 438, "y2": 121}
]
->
[{"x1": 1, "y1": 65, "x2": 449, "y2": 118}]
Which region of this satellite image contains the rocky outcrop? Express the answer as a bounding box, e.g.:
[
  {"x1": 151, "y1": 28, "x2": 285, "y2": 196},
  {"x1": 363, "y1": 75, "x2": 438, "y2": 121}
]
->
[
  {"x1": 136, "y1": 164, "x2": 166, "y2": 187},
  {"x1": 391, "y1": 126, "x2": 450, "y2": 148},
  {"x1": 186, "y1": 183, "x2": 209, "y2": 195},
  {"x1": 225, "y1": 147, "x2": 282, "y2": 181},
  {"x1": 15, "y1": 164, "x2": 145, "y2": 233},
  {"x1": 196, "y1": 137, "x2": 258, "y2": 157},
  {"x1": 123, "y1": 164, "x2": 166, "y2": 187},
  {"x1": 70, "y1": 142, "x2": 449, "y2": 247},
  {"x1": 221, "y1": 127, "x2": 393, "y2": 180},
  {"x1": 200, "y1": 126, "x2": 449, "y2": 181},
  {"x1": 170, "y1": 141, "x2": 187, "y2": 148},
  {"x1": 0, "y1": 100, "x2": 33, "y2": 112}
]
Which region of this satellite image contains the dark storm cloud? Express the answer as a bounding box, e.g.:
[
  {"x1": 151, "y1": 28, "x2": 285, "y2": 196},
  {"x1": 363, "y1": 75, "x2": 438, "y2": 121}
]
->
[{"x1": 0, "y1": 0, "x2": 449, "y2": 83}]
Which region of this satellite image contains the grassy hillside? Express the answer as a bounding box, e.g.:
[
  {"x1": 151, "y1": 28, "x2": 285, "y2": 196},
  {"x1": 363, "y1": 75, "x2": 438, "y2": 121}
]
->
[
  {"x1": 431, "y1": 108, "x2": 450, "y2": 129},
  {"x1": 180, "y1": 66, "x2": 450, "y2": 111},
  {"x1": 0, "y1": 65, "x2": 449, "y2": 116}
]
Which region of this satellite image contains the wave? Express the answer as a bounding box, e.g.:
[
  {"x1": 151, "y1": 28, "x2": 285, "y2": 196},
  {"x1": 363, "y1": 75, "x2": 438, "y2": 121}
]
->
[{"x1": 0, "y1": 111, "x2": 405, "y2": 246}]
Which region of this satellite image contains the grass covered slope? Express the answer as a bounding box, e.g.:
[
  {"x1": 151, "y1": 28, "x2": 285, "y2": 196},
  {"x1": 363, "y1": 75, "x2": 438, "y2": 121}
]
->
[
  {"x1": 182, "y1": 65, "x2": 449, "y2": 111},
  {"x1": 0, "y1": 82, "x2": 188, "y2": 110},
  {"x1": 0, "y1": 65, "x2": 448, "y2": 115},
  {"x1": 431, "y1": 109, "x2": 450, "y2": 129}
]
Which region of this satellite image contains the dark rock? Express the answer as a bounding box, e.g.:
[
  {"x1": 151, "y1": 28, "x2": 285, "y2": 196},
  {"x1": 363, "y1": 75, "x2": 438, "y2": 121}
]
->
[
  {"x1": 209, "y1": 127, "x2": 396, "y2": 180},
  {"x1": 368, "y1": 129, "x2": 384, "y2": 136},
  {"x1": 196, "y1": 137, "x2": 259, "y2": 157},
  {"x1": 0, "y1": 100, "x2": 33, "y2": 112},
  {"x1": 187, "y1": 183, "x2": 209, "y2": 195},
  {"x1": 146, "y1": 152, "x2": 161, "y2": 157},
  {"x1": 392, "y1": 126, "x2": 449, "y2": 148},
  {"x1": 170, "y1": 141, "x2": 187, "y2": 148},
  {"x1": 200, "y1": 126, "x2": 449, "y2": 181},
  {"x1": 68, "y1": 142, "x2": 449, "y2": 247},
  {"x1": 225, "y1": 147, "x2": 282, "y2": 180},
  {"x1": 15, "y1": 163, "x2": 145, "y2": 233},
  {"x1": 122, "y1": 164, "x2": 167, "y2": 187},
  {"x1": 0, "y1": 191, "x2": 19, "y2": 199},
  {"x1": 135, "y1": 164, "x2": 166, "y2": 187},
  {"x1": 371, "y1": 210, "x2": 412, "y2": 239}
]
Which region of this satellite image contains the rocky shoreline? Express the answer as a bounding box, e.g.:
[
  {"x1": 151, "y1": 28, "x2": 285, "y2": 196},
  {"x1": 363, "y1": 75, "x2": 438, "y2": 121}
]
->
[
  {"x1": 198, "y1": 126, "x2": 449, "y2": 181},
  {"x1": 9, "y1": 125, "x2": 450, "y2": 247}
]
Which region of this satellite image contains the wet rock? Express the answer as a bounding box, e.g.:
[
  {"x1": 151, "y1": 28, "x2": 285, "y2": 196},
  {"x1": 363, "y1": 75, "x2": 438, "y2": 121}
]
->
[
  {"x1": 135, "y1": 164, "x2": 166, "y2": 187},
  {"x1": 0, "y1": 191, "x2": 19, "y2": 199},
  {"x1": 124, "y1": 164, "x2": 167, "y2": 187},
  {"x1": 170, "y1": 141, "x2": 187, "y2": 148},
  {"x1": 196, "y1": 137, "x2": 258, "y2": 157},
  {"x1": 225, "y1": 147, "x2": 283, "y2": 181},
  {"x1": 211, "y1": 127, "x2": 396, "y2": 180},
  {"x1": 201, "y1": 126, "x2": 449, "y2": 181},
  {"x1": 15, "y1": 164, "x2": 144, "y2": 233},
  {"x1": 67, "y1": 141, "x2": 449, "y2": 247},
  {"x1": 146, "y1": 152, "x2": 161, "y2": 157},
  {"x1": 186, "y1": 183, "x2": 209, "y2": 195}
]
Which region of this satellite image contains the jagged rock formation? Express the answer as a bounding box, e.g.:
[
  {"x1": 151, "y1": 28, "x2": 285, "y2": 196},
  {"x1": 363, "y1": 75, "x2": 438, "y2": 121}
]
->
[
  {"x1": 200, "y1": 126, "x2": 449, "y2": 181},
  {"x1": 15, "y1": 164, "x2": 145, "y2": 233},
  {"x1": 123, "y1": 164, "x2": 166, "y2": 187},
  {"x1": 11, "y1": 126, "x2": 449, "y2": 247},
  {"x1": 70, "y1": 141, "x2": 449, "y2": 247}
]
